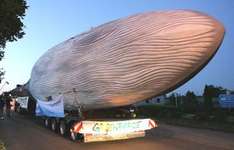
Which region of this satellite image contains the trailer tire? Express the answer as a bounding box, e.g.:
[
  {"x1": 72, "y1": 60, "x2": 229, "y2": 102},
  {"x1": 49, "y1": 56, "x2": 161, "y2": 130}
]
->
[
  {"x1": 51, "y1": 119, "x2": 57, "y2": 132},
  {"x1": 59, "y1": 121, "x2": 66, "y2": 136},
  {"x1": 77, "y1": 133, "x2": 84, "y2": 142},
  {"x1": 44, "y1": 118, "x2": 50, "y2": 128}
]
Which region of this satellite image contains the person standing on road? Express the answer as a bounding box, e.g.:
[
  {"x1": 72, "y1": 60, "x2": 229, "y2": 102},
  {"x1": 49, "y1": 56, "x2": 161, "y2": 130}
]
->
[
  {"x1": 5, "y1": 93, "x2": 12, "y2": 118},
  {"x1": 0, "y1": 95, "x2": 5, "y2": 120}
]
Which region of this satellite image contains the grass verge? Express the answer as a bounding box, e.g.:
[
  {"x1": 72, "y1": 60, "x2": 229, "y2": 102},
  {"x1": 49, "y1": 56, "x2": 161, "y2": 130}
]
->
[
  {"x1": 137, "y1": 105, "x2": 234, "y2": 133},
  {"x1": 160, "y1": 118, "x2": 234, "y2": 133}
]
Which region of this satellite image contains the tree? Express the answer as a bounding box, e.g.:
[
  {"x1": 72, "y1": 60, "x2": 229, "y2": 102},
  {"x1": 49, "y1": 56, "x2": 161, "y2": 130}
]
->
[
  {"x1": 0, "y1": 68, "x2": 4, "y2": 81},
  {"x1": 181, "y1": 91, "x2": 198, "y2": 113},
  {"x1": 167, "y1": 93, "x2": 176, "y2": 106},
  {"x1": 0, "y1": 0, "x2": 28, "y2": 82},
  {"x1": 203, "y1": 85, "x2": 226, "y2": 112}
]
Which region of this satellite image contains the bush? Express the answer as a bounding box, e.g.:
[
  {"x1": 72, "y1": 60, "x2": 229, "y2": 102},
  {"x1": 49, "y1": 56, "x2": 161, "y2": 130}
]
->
[
  {"x1": 212, "y1": 109, "x2": 227, "y2": 122},
  {"x1": 226, "y1": 116, "x2": 234, "y2": 123},
  {"x1": 137, "y1": 105, "x2": 183, "y2": 119}
]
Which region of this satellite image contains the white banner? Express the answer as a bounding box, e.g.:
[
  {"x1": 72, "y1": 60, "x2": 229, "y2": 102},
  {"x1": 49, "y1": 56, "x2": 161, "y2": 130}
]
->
[
  {"x1": 35, "y1": 95, "x2": 65, "y2": 117},
  {"x1": 77, "y1": 119, "x2": 156, "y2": 135},
  {"x1": 16, "y1": 97, "x2": 29, "y2": 109}
]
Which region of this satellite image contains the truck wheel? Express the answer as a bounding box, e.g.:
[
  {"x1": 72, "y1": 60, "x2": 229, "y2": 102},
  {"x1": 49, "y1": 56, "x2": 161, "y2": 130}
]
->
[
  {"x1": 131, "y1": 113, "x2": 137, "y2": 118},
  {"x1": 70, "y1": 131, "x2": 78, "y2": 141},
  {"x1": 51, "y1": 119, "x2": 57, "y2": 132},
  {"x1": 44, "y1": 118, "x2": 50, "y2": 128},
  {"x1": 59, "y1": 121, "x2": 66, "y2": 136},
  {"x1": 77, "y1": 133, "x2": 84, "y2": 142}
]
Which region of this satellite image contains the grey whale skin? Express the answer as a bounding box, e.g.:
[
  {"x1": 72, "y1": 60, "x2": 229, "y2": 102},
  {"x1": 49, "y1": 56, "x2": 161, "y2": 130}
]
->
[{"x1": 29, "y1": 10, "x2": 224, "y2": 110}]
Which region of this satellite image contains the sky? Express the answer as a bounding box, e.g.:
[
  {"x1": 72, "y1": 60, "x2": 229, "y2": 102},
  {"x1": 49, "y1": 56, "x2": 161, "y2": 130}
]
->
[{"x1": 1, "y1": 0, "x2": 234, "y2": 95}]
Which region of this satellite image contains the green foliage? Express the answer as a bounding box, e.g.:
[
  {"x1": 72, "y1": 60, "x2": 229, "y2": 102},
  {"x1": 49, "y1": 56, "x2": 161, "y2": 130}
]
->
[
  {"x1": 181, "y1": 91, "x2": 198, "y2": 113},
  {"x1": 203, "y1": 85, "x2": 226, "y2": 112},
  {"x1": 138, "y1": 103, "x2": 234, "y2": 123},
  {"x1": 0, "y1": 68, "x2": 4, "y2": 82},
  {"x1": 137, "y1": 105, "x2": 183, "y2": 119},
  {"x1": 166, "y1": 91, "x2": 199, "y2": 113},
  {"x1": 137, "y1": 85, "x2": 234, "y2": 132},
  {"x1": 212, "y1": 108, "x2": 227, "y2": 122},
  {"x1": 0, "y1": 0, "x2": 27, "y2": 83},
  {"x1": 0, "y1": 0, "x2": 28, "y2": 49},
  {"x1": 166, "y1": 93, "x2": 176, "y2": 106}
]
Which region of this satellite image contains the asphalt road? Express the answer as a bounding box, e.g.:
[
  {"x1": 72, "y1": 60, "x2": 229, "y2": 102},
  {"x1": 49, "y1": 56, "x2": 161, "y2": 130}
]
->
[{"x1": 0, "y1": 113, "x2": 234, "y2": 150}]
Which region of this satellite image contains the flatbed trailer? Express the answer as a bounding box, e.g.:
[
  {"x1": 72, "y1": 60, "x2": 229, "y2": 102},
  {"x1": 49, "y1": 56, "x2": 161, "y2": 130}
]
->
[{"x1": 42, "y1": 106, "x2": 157, "y2": 143}]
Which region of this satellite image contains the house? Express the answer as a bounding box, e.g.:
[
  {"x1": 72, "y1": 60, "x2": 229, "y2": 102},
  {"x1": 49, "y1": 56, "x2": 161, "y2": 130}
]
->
[
  {"x1": 134, "y1": 95, "x2": 168, "y2": 106},
  {"x1": 218, "y1": 94, "x2": 234, "y2": 108}
]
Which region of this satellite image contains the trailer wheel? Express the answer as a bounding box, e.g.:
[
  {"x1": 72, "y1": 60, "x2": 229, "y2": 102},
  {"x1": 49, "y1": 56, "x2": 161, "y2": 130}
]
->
[
  {"x1": 44, "y1": 118, "x2": 50, "y2": 128},
  {"x1": 130, "y1": 113, "x2": 137, "y2": 118},
  {"x1": 77, "y1": 133, "x2": 84, "y2": 142},
  {"x1": 59, "y1": 121, "x2": 66, "y2": 136},
  {"x1": 70, "y1": 130, "x2": 78, "y2": 141},
  {"x1": 51, "y1": 119, "x2": 57, "y2": 132}
]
